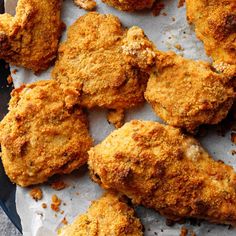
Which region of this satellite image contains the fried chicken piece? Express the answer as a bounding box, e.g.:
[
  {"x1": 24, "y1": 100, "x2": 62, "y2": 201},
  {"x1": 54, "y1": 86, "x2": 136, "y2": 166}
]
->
[
  {"x1": 58, "y1": 192, "x2": 143, "y2": 236},
  {"x1": 74, "y1": 0, "x2": 97, "y2": 10},
  {"x1": 0, "y1": 80, "x2": 92, "y2": 187},
  {"x1": 102, "y1": 0, "x2": 155, "y2": 11},
  {"x1": 89, "y1": 120, "x2": 236, "y2": 226},
  {"x1": 52, "y1": 13, "x2": 156, "y2": 127},
  {"x1": 0, "y1": 0, "x2": 63, "y2": 73},
  {"x1": 145, "y1": 51, "x2": 235, "y2": 132},
  {"x1": 186, "y1": 0, "x2": 236, "y2": 74}
]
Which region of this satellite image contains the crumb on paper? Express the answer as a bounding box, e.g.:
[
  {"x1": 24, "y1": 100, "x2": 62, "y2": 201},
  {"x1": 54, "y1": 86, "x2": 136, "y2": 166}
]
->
[
  {"x1": 232, "y1": 150, "x2": 236, "y2": 155},
  {"x1": 231, "y1": 133, "x2": 236, "y2": 144},
  {"x1": 42, "y1": 203, "x2": 47, "y2": 209},
  {"x1": 30, "y1": 187, "x2": 43, "y2": 201},
  {"x1": 50, "y1": 179, "x2": 68, "y2": 190},
  {"x1": 76, "y1": 192, "x2": 80, "y2": 196},
  {"x1": 174, "y1": 44, "x2": 184, "y2": 51},
  {"x1": 172, "y1": 17, "x2": 176, "y2": 21},
  {"x1": 7, "y1": 75, "x2": 13, "y2": 84},
  {"x1": 152, "y1": 2, "x2": 165, "y2": 16},
  {"x1": 180, "y1": 226, "x2": 188, "y2": 236},
  {"x1": 162, "y1": 12, "x2": 167, "y2": 16},
  {"x1": 61, "y1": 217, "x2": 68, "y2": 225},
  {"x1": 12, "y1": 69, "x2": 18, "y2": 74},
  {"x1": 178, "y1": 0, "x2": 185, "y2": 8},
  {"x1": 107, "y1": 109, "x2": 125, "y2": 128},
  {"x1": 73, "y1": 0, "x2": 96, "y2": 10},
  {"x1": 60, "y1": 210, "x2": 65, "y2": 214},
  {"x1": 51, "y1": 194, "x2": 62, "y2": 212}
]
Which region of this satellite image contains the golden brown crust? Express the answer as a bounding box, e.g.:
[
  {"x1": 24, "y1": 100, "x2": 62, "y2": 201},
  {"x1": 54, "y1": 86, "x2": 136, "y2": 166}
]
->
[
  {"x1": 58, "y1": 192, "x2": 143, "y2": 236},
  {"x1": 88, "y1": 120, "x2": 236, "y2": 225},
  {"x1": 102, "y1": 0, "x2": 155, "y2": 11},
  {"x1": 145, "y1": 51, "x2": 235, "y2": 132},
  {"x1": 74, "y1": 0, "x2": 97, "y2": 10},
  {"x1": 186, "y1": 0, "x2": 236, "y2": 73},
  {"x1": 52, "y1": 13, "x2": 155, "y2": 126},
  {"x1": 0, "y1": 80, "x2": 92, "y2": 187},
  {"x1": 0, "y1": 0, "x2": 63, "y2": 73}
]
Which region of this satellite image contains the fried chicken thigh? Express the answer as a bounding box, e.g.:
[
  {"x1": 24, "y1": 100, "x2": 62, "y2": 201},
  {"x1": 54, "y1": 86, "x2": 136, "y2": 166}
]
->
[
  {"x1": 186, "y1": 0, "x2": 236, "y2": 75},
  {"x1": 0, "y1": 80, "x2": 92, "y2": 187},
  {"x1": 89, "y1": 120, "x2": 236, "y2": 225},
  {"x1": 58, "y1": 192, "x2": 143, "y2": 236},
  {"x1": 52, "y1": 12, "x2": 155, "y2": 127},
  {"x1": 145, "y1": 51, "x2": 235, "y2": 132},
  {"x1": 0, "y1": 0, "x2": 63, "y2": 73},
  {"x1": 102, "y1": 0, "x2": 155, "y2": 11}
]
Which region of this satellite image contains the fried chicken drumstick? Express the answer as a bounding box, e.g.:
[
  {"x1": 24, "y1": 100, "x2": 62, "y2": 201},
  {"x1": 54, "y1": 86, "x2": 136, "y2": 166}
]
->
[
  {"x1": 0, "y1": 0, "x2": 63, "y2": 73},
  {"x1": 58, "y1": 192, "x2": 143, "y2": 236},
  {"x1": 89, "y1": 120, "x2": 236, "y2": 226}
]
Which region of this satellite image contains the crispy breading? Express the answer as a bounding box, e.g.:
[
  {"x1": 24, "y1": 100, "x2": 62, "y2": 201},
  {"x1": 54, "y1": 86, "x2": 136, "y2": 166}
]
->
[
  {"x1": 186, "y1": 0, "x2": 236, "y2": 74},
  {"x1": 145, "y1": 51, "x2": 235, "y2": 132},
  {"x1": 0, "y1": 0, "x2": 63, "y2": 73},
  {"x1": 74, "y1": 0, "x2": 97, "y2": 10},
  {"x1": 0, "y1": 80, "x2": 92, "y2": 187},
  {"x1": 58, "y1": 192, "x2": 143, "y2": 236},
  {"x1": 89, "y1": 120, "x2": 236, "y2": 225},
  {"x1": 52, "y1": 13, "x2": 155, "y2": 127},
  {"x1": 102, "y1": 0, "x2": 155, "y2": 11}
]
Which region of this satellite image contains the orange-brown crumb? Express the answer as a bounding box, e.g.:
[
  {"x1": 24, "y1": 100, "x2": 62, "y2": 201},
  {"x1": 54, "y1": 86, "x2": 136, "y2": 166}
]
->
[
  {"x1": 174, "y1": 44, "x2": 184, "y2": 51},
  {"x1": 180, "y1": 227, "x2": 188, "y2": 236},
  {"x1": 12, "y1": 69, "x2": 18, "y2": 74},
  {"x1": 231, "y1": 133, "x2": 236, "y2": 144},
  {"x1": 107, "y1": 109, "x2": 125, "y2": 128},
  {"x1": 74, "y1": 0, "x2": 96, "y2": 10},
  {"x1": 7, "y1": 75, "x2": 13, "y2": 84},
  {"x1": 178, "y1": 0, "x2": 185, "y2": 8},
  {"x1": 50, "y1": 179, "x2": 67, "y2": 191},
  {"x1": 51, "y1": 194, "x2": 62, "y2": 212},
  {"x1": 30, "y1": 187, "x2": 43, "y2": 201},
  {"x1": 61, "y1": 217, "x2": 68, "y2": 225},
  {"x1": 42, "y1": 203, "x2": 47, "y2": 209}
]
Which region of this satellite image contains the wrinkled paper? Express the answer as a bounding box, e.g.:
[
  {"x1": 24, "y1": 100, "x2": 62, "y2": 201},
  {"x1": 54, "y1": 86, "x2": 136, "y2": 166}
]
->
[{"x1": 4, "y1": 0, "x2": 235, "y2": 235}]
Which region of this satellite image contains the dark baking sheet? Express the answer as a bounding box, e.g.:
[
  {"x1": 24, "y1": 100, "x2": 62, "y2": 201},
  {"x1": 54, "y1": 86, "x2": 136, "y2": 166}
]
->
[{"x1": 0, "y1": 0, "x2": 22, "y2": 232}]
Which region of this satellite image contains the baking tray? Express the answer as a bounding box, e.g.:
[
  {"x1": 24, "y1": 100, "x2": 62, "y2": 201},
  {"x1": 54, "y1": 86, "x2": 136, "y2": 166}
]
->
[{"x1": 0, "y1": 0, "x2": 22, "y2": 231}]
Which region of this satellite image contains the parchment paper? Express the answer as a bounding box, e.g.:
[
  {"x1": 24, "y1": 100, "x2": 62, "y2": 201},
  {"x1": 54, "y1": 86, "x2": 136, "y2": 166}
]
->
[{"x1": 4, "y1": 0, "x2": 235, "y2": 235}]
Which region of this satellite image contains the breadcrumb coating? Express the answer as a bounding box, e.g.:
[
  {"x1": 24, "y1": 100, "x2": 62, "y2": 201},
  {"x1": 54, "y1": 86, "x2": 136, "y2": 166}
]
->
[
  {"x1": 52, "y1": 13, "x2": 155, "y2": 127},
  {"x1": 145, "y1": 51, "x2": 235, "y2": 132},
  {"x1": 89, "y1": 120, "x2": 236, "y2": 226},
  {"x1": 0, "y1": 0, "x2": 63, "y2": 73},
  {"x1": 0, "y1": 80, "x2": 92, "y2": 187},
  {"x1": 74, "y1": 0, "x2": 97, "y2": 10},
  {"x1": 58, "y1": 192, "x2": 143, "y2": 236},
  {"x1": 102, "y1": 0, "x2": 155, "y2": 11},
  {"x1": 186, "y1": 0, "x2": 236, "y2": 75}
]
